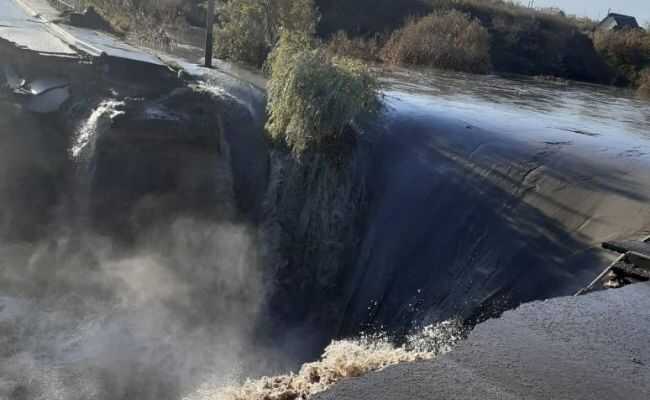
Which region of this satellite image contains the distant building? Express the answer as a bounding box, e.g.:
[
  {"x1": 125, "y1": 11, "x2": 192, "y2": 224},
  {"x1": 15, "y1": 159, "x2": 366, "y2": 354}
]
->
[{"x1": 597, "y1": 13, "x2": 640, "y2": 31}]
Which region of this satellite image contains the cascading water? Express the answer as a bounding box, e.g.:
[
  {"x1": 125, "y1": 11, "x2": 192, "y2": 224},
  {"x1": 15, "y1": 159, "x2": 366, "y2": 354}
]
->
[
  {"x1": 0, "y1": 75, "x2": 467, "y2": 400},
  {"x1": 71, "y1": 100, "x2": 125, "y2": 159}
]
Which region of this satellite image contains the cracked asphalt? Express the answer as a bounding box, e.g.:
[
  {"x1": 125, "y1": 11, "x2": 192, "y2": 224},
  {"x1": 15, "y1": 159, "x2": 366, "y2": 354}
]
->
[{"x1": 317, "y1": 283, "x2": 650, "y2": 400}]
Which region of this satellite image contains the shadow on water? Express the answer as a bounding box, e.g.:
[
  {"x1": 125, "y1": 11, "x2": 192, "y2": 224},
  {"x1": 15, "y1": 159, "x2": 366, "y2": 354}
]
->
[{"x1": 337, "y1": 90, "x2": 650, "y2": 335}]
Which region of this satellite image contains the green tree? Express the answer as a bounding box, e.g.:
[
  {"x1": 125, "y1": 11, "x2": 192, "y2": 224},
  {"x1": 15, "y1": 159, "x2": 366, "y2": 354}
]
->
[
  {"x1": 266, "y1": 32, "x2": 380, "y2": 157},
  {"x1": 215, "y1": 0, "x2": 318, "y2": 67},
  {"x1": 214, "y1": 0, "x2": 268, "y2": 66}
]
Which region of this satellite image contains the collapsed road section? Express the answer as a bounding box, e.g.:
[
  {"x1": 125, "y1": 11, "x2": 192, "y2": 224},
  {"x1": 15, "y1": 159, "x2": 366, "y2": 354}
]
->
[
  {"x1": 0, "y1": 0, "x2": 179, "y2": 111},
  {"x1": 0, "y1": 0, "x2": 269, "y2": 233},
  {"x1": 0, "y1": 0, "x2": 168, "y2": 65}
]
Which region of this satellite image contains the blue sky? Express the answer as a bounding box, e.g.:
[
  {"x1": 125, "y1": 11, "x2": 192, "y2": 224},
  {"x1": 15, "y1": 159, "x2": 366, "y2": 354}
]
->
[{"x1": 519, "y1": 0, "x2": 650, "y2": 25}]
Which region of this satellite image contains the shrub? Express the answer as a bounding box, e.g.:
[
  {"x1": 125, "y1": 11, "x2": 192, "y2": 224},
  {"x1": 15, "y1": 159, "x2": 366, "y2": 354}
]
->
[
  {"x1": 594, "y1": 29, "x2": 650, "y2": 69},
  {"x1": 381, "y1": 10, "x2": 491, "y2": 73},
  {"x1": 76, "y1": 0, "x2": 185, "y2": 32},
  {"x1": 272, "y1": 0, "x2": 319, "y2": 35},
  {"x1": 325, "y1": 31, "x2": 382, "y2": 62},
  {"x1": 214, "y1": 0, "x2": 269, "y2": 67},
  {"x1": 215, "y1": 0, "x2": 318, "y2": 67},
  {"x1": 266, "y1": 32, "x2": 381, "y2": 157},
  {"x1": 566, "y1": 15, "x2": 597, "y2": 32},
  {"x1": 594, "y1": 28, "x2": 650, "y2": 85}
]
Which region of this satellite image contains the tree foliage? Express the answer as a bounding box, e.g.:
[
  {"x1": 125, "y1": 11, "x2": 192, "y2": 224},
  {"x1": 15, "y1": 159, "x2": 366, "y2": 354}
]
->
[
  {"x1": 382, "y1": 10, "x2": 491, "y2": 74},
  {"x1": 215, "y1": 0, "x2": 318, "y2": 67},
  {"x1": 594, "y1": 28, "x2": 650, "y2": 85},
  {"x1": 265, "y1": 33, "x2": 380, "y2": 157}
]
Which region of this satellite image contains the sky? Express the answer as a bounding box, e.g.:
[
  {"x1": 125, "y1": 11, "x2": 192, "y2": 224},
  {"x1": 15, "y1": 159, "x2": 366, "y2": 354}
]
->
[{"x1": 519, "y1": 0, "x2": 650, "y2": 25}]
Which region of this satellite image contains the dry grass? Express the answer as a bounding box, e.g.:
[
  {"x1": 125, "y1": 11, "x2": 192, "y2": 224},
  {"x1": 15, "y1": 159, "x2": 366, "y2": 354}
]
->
[
  {"x1": 214, "y1": 0, "x2": 269, "y2": 67},
  {"x1": 215, "y1": 0, "x2": 318, "y2": 67},
  {"x1": 318, "y1": 0, "x2": 610, "y2": 81},
  {"x1": 317, "y1": 0, "x2": 611, "y2": 81},
  {"x1": 59, "y1": 0, "x2": 183, "y2": 47},
  {"x1": 79, "y1": 0, "x2": 181, "y2": 29},
  {"x1": 594, "y1": 29, "x2": 650, "y2": 69},
  {"x1": 594, "y1": 28, "x2": 650, "y2": 85},
  {"x1": 566, "y1": 15, "x2": 597, "y2": 32},
  {"x1": 72, "y1": 0, "x2": 618, "y2": 84},
  {"x1": 381, "y1": 10, "x2": 491, "y2": 74},
  {"x1": 325, "y1": 31, "x2": 383, "y2": 62}
]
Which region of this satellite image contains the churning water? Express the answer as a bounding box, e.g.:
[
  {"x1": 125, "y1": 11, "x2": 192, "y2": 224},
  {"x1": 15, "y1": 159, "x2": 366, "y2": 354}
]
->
[{"x1": 186, "y1": 321, "x2": 465, "y2": 400}]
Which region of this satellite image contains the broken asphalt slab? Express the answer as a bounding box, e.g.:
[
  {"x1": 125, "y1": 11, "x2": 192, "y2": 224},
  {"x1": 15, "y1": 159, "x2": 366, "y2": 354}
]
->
[{"x1": 316, "y1": 282, "x2": 650, "y2": 400}]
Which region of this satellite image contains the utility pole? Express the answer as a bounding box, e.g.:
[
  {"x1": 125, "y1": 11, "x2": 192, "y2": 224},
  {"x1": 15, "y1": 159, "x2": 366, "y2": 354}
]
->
[{"x1": 205, "y1": 0, "x2": 216, "y2": 68}]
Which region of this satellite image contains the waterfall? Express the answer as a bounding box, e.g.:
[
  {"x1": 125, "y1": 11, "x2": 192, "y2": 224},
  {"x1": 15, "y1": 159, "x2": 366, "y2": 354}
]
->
[{"x1": 71, "y1": 100, "x2": 125, "y2": 159}]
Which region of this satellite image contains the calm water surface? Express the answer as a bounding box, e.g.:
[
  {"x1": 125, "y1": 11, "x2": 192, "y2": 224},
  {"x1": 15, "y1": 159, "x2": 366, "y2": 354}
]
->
[{"x1": 380, "y1": 67, "x2": 650, "y2": 142}]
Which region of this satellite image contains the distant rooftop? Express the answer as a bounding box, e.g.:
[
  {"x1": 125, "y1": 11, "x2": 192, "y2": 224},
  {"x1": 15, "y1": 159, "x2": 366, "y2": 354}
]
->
[{"x1": 597, "y1": 13, "x2": 640, "y2": 31}]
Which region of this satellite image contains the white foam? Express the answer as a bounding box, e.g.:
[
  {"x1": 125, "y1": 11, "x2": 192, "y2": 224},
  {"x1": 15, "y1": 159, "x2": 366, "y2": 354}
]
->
[
  {"x1": 186, "y1": 320, "x2": 465, "y2": 400},
  {"x1": 72, "y1": 100, "x2": 125, "y2": 158}
]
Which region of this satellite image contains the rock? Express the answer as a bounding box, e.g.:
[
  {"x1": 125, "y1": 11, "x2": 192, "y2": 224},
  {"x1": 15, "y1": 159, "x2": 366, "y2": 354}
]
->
[
  {"x1": 602, "y1": 270, "x2": 623, "y2": 288},
  {"x1": 603, "y1": 278, "x2": 623, "y2": 289}
]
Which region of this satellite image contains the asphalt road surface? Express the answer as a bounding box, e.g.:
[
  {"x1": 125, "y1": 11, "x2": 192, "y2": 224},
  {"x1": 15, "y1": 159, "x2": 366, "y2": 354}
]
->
[
  {"x1": 0, "y1": 0, "x2": 76, "y2": 55},
  {"x1": 317, "y1": 283, "x2": 650, "y2": 400},
  {"x1": 0, "y1": 0, "x2": 164, "y2": 65}
]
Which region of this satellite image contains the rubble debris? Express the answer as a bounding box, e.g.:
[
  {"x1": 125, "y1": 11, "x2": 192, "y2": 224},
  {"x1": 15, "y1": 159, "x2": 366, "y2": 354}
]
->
[
  {"x1": 576, "y1": 237, "x2": 650, "y2": 295},
  {"x1": 602, "y1": 270, "x2": 625, "y2": 289}
]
